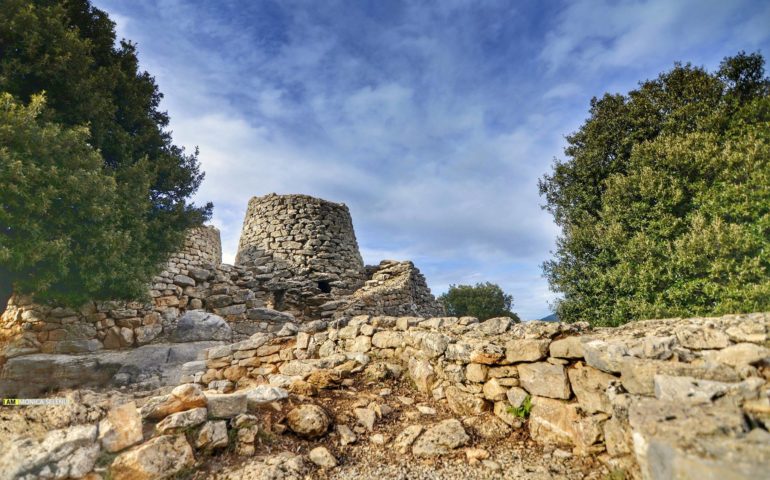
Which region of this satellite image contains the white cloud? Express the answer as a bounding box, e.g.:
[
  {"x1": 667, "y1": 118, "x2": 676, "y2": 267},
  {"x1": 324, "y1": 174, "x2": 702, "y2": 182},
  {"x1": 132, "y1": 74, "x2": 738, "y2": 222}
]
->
[{"x1": 91, "y1": 0, "x2": 769, "y2": 319}]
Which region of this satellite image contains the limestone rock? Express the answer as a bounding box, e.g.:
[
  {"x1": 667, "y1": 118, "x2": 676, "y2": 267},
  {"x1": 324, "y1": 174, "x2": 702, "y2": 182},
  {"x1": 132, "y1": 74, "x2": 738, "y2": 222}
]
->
[
  {"x1": 337, "y1": 425, "x2": 357, "y2": 446},
  {"x1": 675, "y1": 325, "x2": 731, "y2": 350},
  {"x1": 0, "y1": 424, "x2": 99, "y2": 480},
  {"x1": 392, "y1": 425, "x2": 423, "y2": 453},
  {"x1": 469, "y1": 342, "x2": 505, "y2": 364},
  {"x1": 506, "y1": 386, "x2": 529, "y2": 408},
  {"x1": 462, "y1": 414, "x2": 512, "y2": 439},
  {"x1": 567, "y1": 363, "x2": 616, "y2": 414},
  {"x1": 482, "y1": 378, "x2": 508, "y2": 401},
  {"x1": 582, "y1": 339, "x2": 629, "y2": 373},
  {"x1": 477, "y1": 317, "x2": 512, "y2": 335},
  {"x1": 354, "y1": 407, "x2": 377, "y2": 431},
  {"x1": 619, "y1": 358, "x2": 740, "y2": 395},
  {"x1": 309, "y1": 446, "x2": 337, "y2": 468},
  {"x1": 412, "y1": 419, "x2": 470, "y2": 457},
  {"x1": 705, "y1": 342, "x2": 770, "y2": 368},
  {"x1": 110, "y1": 434, "x2": 194, "y2": 480},
  {"x1": 98, "y1": 401, "x2": 143, "y2": 452},
  {"x1": 206, "y1": 391, "x2": 247, "y2": 418},
  {"x1": 171, "y1": 310, "x2": 232, "y2": 342},
  {"x1": 653, "y1": 374, "x2": 763, "y2": 404},
  {"x1": 155, "y1": 407, "x2": 207, "y2": 434},
  {"x1": 196, "y1": 420, "x2": 228, "y2": 450},
  {"x1": 141, "y1": 383, "x2": 207, "y2": 420},
  {"x1": 372, "y1": 331, "x2": 404, "y2": 348},
  {"x1": 246, "y1": 307, "x2": 296, "y2": 323},
  {"x1": 494, "y1": 400, "x2": 525, "y2": 428},
  {"x1": 518, "y1": 362, "x2": 571, "y2": 399},
  {"x1": 505, "y1": 339, "x2": 550, "y2": 362},
  {"x1": 408, "y1": 357, "x2": 435, "y2": 393},
  {"x1": 528, "y1": 396, "x2": 579, "y2": 447},
  {"x1": 465, "y1": 363, "x2": 489, "y2": 383},
  {"x1": 445, "y1": 386, "x2": 491, "y2": 415},
  {"x1": 286, "y1": 404, "x2": 331, "y2": 438},
  {"x1": 549, "y1": 336, "x2": 584, "y2": 359},
  {"x1": 246, "y1": 385, "x2": 288, "y2": 410}
]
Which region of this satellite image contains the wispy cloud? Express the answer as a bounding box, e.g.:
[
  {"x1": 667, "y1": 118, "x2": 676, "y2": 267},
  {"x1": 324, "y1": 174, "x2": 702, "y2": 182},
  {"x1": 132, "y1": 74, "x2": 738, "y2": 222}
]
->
[{"x1": 93, "y1": 0, "x2": 769, "y2": 319}]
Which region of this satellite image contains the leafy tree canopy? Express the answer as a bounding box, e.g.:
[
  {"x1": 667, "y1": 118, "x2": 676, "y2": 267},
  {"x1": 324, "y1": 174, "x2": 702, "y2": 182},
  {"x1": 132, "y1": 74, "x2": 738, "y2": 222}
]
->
[
  {"x1": 539, "y1": 51, "x2": 770, "y2": 326},
  {"x1": 0, "y1": 0, "x2": 212, "y2": 307},
  {"x1": 439, "y1": 282, "x2": 520, "y2": 321}
]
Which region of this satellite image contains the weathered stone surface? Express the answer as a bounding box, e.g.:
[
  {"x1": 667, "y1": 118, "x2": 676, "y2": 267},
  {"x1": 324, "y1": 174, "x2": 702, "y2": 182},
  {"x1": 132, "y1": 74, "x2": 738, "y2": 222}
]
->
[
  {"x1": 619, "y1": 358, "x2": 741, "y2": 395},
  {"x1": 408, "y1": 357, "x2": 435, "y2": 393},
  {"x1": 0, "y1": 424, "x2": 99, "y2": 480},
  {"x1": 653, "y1": 375, "x2": 763, "y2": 404},
  {"x1": 286, "y1": 404, "x2": 331, "y2": 438},
  {"x1": 196, "y1": 420, "x2": 228, "y2": 450},
  {"x1": 372, "y1": 331, "x2": 403, "y2": 348},
  {"x1": 0, "y1": 341, "x2": 221, "y2": 397},
  {"x1": 206, "y1": 391, "x2": 247, "y2": 418},
  {"x1": 549, "y1": 336, "x2": 584, "y2": 359},
  {"x1": 110, "y1": 434, "x2": 194, "y2": 480},
  {"x1": 463, "y1": 414, "x2": 512, "y2": 439},
  {"x1": 628, "y1": 397, "x2": 749, "y2": 478},
  {"x1": 99, "y1": 401, "x2": 143, "y2": 452},
  {"x1": 309, "y1": 446, "x2": 338, "y2": 468},
  {"x1": 141, "y1": 383, "x2": 207, "y2": 420},
  {"x1": 529, "y1": 396, "x2": 578, "y2": 446},
  {"x1": 337, "y1": 425, "x2": 357, "y2": 446},
  {"x1": 505, "y1": 339, "x2": 550, "y2": 362},
  {"x1": 675, "y1": 325, "x2": 731, "y2": 350},
  {"x1": 172, "y1": 310, "x2": 232, "y2": 343},
  {"x1": 392, "y1": 425, "x2": 423, "y2": 453},
  {"x1": 155, "y1": 407, "x2": 208, "y2": 434},
  {"x1": 567, "y1": 363, "x2": 616, "y2": 414},
  {"x1": 506, "y1": 386, "x2": 529, "y2": 408},
  {"x1": 477, "y1": 317, "x2": 512, "y2": 335},
  {"x1": 279, "y1": 360, "x2": 317, "y2": 378},
  {"x1": 469, "y1": 342, "x2": 505, "y2": 364},
  {"x1": 246, "y1": 385, "x2": 288, "y2": 409},
  {"x1": 465, "y1": 363, "x2": 489, "y2": 383},
  {"x1": 518, "y1": 362, "x2": 571, "y2": 399},
  {"x1": 445, "y1": 385, "x2": 490, "y2": 415},
  {"x1": 705, "y1": 342, "x2": 770, "y2": 367},
  {"x1": 246, "y1": 307, "x2": 296, "y2": 323},
  {"x1": 355, "y1": 407, "x2": 377, "y2": 431},
  {"x1": 493, "y1": 400, "x2": 525, "y2": 427},
  {"x1": 482, "y1": 378, "x2": 508, "y2": 401},
  {"x1": 420, "y1": 332, "x2": 448, "y2": 357},
  {"x1": 582, "y1": 339, "x2": 629, "y2": 373},
  {"x1": 412, "y1": 419, "x2": 470, "y2": 457}
]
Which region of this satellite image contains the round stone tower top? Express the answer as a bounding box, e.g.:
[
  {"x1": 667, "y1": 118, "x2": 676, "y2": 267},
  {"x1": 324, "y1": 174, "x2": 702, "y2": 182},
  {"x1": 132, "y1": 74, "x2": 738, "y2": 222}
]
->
[{"x1": 235, "y1": 193, "x2": 365, "y2": 293}]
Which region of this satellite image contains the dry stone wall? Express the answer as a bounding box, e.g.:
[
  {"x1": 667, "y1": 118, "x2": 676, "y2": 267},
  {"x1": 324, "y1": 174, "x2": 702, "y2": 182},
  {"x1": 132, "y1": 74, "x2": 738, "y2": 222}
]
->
[
  {"x1": 326, "y1": 260, "x2": 445, "y2": 318},
  {"x1": 235, "y1": 194, "x2": 366, "y2": 295},
  {"x1": 191, "y1": 312, "x2": 770, "y2": 479}
]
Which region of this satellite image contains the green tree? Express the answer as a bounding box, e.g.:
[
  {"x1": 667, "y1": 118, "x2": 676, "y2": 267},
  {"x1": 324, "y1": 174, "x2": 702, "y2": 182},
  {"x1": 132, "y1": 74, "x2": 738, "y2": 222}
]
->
[
  {"x1": 0, "y1": 93, "x2": 158, "y2": 306},
  {"x1": 0, "y1": 0, "x2": 212, "y2": 308},
  {"x1": 539, "y1": 52, "x2": 770, "y2": 326},
  {"x1": 439, "y1": 282, "x2": 520, "y2": 321}
]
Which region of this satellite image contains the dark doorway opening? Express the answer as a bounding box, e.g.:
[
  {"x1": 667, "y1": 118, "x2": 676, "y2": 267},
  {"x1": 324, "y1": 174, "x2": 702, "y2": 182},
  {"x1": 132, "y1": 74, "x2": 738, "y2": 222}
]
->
[
  {"x1": 272, "y1": 289, "x2": 286, "y2": 310},
  {"x1": 317, "y1": 281, "x2": 332, "y2": 294}
]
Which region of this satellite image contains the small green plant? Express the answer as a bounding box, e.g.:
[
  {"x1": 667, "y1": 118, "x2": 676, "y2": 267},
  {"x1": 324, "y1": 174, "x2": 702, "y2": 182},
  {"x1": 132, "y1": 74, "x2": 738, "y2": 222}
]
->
[{"x1": 507, "y1": 395, "x2": 533, "y2": 419}]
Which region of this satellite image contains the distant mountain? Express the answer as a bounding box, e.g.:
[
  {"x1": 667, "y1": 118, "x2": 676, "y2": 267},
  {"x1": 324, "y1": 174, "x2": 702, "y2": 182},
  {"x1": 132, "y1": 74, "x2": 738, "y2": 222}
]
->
[{"x1": 539, "y1": 313, "x2": 558, "y2": 322}]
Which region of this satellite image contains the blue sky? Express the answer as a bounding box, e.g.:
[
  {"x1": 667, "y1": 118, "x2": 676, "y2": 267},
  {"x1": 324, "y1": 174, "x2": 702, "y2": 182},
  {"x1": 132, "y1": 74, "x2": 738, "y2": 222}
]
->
[{"x1": 93, "y1": 0, "x2": 770, "y2": 319}]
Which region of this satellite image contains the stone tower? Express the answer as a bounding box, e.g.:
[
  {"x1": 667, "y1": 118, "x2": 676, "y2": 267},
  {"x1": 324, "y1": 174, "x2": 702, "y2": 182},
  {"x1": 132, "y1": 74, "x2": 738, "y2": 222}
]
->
[{"x1": 235, "y1": 194, "x2": 366, "y2": 295}]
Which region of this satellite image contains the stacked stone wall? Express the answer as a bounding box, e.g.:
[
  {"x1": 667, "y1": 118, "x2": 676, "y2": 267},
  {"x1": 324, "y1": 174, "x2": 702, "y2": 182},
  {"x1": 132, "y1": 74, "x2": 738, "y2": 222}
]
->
[
  {"x1": 327, "y1": 260, "x2": 444, "y2": 318},
  {"x1": 235, "y1": 194, "x2": 366, "y2": 295},
  {"x1": 0, "y1": 227, "x2": 257, "y2": 360},
  {"x1": 193, "y1": 312, "x2": 770, "y2": 479}
]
